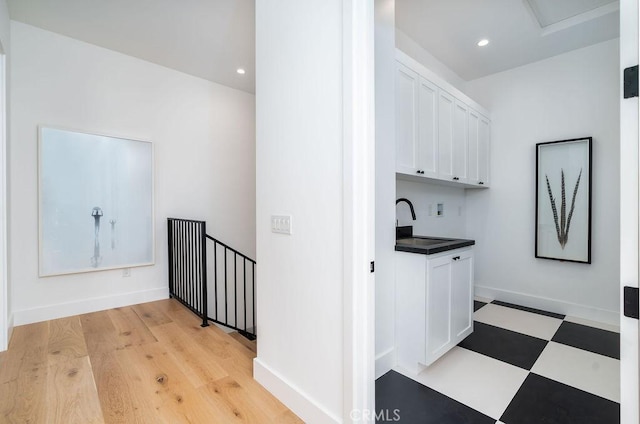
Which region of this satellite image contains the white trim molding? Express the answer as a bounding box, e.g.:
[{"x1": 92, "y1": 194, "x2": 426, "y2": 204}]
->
[
  {"x1": 375, "y1": 347, "x2": 395, "y2": 379},
  {"x1": 342, "y1": 0, "x2": 376, "y2": 422},
  {"x1": 253, "y1": 358, "x2": 342, "y2": 424},
  {"x1": 475, "y1": 284, "x2": 619, "y2": 326},
  {"x1": 13, "y1": 287, "x2": 168, "y2": 326},
  {"x1": 0, "y1": 52, "x2": 7, "y2": 351}
]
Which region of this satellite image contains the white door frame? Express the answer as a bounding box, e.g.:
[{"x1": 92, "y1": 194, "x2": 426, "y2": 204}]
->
[
  {"x1": 620, "y1": 0, "x2": 639, "y2": 422},
  {"x1": 0, "y1": 49, "x2": 7, "y2": 352},
  {"x1": 342, "y1": 0, "x2": 376, "y2": 422}
]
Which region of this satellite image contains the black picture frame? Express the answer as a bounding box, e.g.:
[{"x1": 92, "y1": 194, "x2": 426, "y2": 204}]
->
[{"x1": 535, "y1": 137, "x2": 592, "y2": 264}]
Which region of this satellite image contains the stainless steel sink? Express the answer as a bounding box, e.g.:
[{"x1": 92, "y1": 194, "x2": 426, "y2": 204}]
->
[{"x1": 396, "y1": 237, "x2": 454, "y2": 247}]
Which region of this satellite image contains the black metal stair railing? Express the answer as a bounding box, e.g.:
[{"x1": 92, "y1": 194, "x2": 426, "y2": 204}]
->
[{"x1": 167, "y1": 218, "x2": 256, "y2": 339}]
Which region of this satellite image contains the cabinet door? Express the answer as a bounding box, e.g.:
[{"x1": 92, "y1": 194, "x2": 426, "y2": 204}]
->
[
  {"x1": 437, "y1": 90, "x2": 455, "y2": 180},
  {"x1": 425, "y1": 255, "x2": 452, "y2": 363},
  {"x1": 452, "y1": 100, "x2": 468, "y2": 183},
  {"x1": 417, "y1": 77, "x2": 438, "y2": 178},
  {"x1": 478, "y1": 115, "x2": 490, "y2": 186},
  {"x1": 395, "y1": 62, "x2": 420, "y2": 175},
  {"x1": 451, "y1": 251, "x2": 474, "y2": 338},
  {"x1": 467, "y1": 109, "x2": 480, "y2": 185}
]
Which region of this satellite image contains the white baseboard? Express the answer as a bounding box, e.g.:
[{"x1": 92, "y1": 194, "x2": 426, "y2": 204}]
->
[
  {"x1": 375, "y1": 347, "x2": 395, "y2": 379},
  {"x1": 253, "y1": 357, "x2": 341, "y2": 424},
  {"x1": 13, "y1": 287, "x2": 169, "y2": 326},
  {"x1": 475, "y1": 284, "x2": 619, "y2": 327}
]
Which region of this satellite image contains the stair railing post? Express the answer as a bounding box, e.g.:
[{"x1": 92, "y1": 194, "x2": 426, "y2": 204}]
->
[{"x1": 201, "y1": 221, "x2": 209, "y2": 327}]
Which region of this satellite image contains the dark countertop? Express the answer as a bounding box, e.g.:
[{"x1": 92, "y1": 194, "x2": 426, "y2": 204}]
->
[{"x1": 395, "y1": 235, "x2": 475, "y2": 255}]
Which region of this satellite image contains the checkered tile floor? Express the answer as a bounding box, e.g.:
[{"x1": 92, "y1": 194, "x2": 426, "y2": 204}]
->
[{"x1": 376, "y1": 299, "x2": 620, "y2": 423}]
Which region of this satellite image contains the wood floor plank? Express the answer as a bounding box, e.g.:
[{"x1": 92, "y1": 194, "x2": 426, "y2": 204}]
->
[
  {"x1": 0, "y1": 321, "x2": 49, "y2": 384},
  {"x1": 159, "y1": 303, "x2": 290, "y2": 419},
  {"x1": 0, "y1": 299, "x2": 301, "y2": 424},
  {"x1": 80, "y1": 311, "x2": 123, "y2": 355},
  {"x1": 89, "y1": 350, "x2": 141, "y2": 424},
  {"x1": 106, "y1": 306, "x2": 158, "y2": 349},
  {"x1": 131, "y1": 302, "x2": 172, "y2": 328},
  {"x1": 0, "y1": 322, "x2": 50, "y2": 424},
  {"x1": 47, "y1": 316, "x2": 88, "y2": 365},
  {"x1": 150, "y1": 322, "x2": 228, "y2": 388},
  {"x1": 229, "y1": 332, "x2": 257, "y2": 354},
  {"x1": 46, "y1": 356, "x2": 104, "y2": 424},
  {"x1": 200, "y1": 376, "x2": 274, "y2": 423},
  {"x1": 114, "y1": 342, "x2": 222, "y2": 424}
]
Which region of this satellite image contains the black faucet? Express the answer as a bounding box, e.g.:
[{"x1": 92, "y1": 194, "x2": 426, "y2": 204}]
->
[{"x1": 396, "y1": 198, "x2": 416, "y2": 220}]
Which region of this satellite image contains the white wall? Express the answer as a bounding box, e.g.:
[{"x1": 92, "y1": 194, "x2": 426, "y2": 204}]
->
[
  {"x1": 10, "y1": 22, "x2": 256, "y2": 324},
  {"x1": 396, "y1": 180, "x2": 467, "y2": 239},
  {"x1": 465, "y1": 39, "x2": 620, "y2": 323},
  {"x1": 374, "y1": 0, "x2": 397, "y2": 379},
  {"x1": 395, "y1": 29, "x2": 467, "y2": 92},
  {"x1": 254, "y1": 1, "x2": 345, "y2": 422},
  {"x1": 0, "y1": 0, "x2": 9, "y2": 351}
]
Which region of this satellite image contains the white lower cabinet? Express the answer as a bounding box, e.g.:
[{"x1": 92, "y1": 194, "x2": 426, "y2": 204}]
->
[{"x1": 395, "y1": 248, "x2": 474, "y2": 374}]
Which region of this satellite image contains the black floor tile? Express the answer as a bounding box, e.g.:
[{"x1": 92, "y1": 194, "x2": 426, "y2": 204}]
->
[
  {"x1": 473, "y1": 300, "x2": 487, "y2": 312},
  {"x1": 491, "y1": 300, "x2": 565, "y2": 319},
  {"x1": 458, "y1": 321, "x2": 547, "y2": 370},
  {"x1": 375, "y1": 371, "x2": 495, "y2": 424},
  {"x1": 500, "y1": 373, "x2": 620, "y2": 424},
  {"x1": 552, "y1": 321, "x2": 620, "y2": 359}
]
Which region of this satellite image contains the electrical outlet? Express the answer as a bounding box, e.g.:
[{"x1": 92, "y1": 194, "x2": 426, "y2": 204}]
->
[
  {"x1": 437, "y1": 203, "x2": 444, "y2": 217},
  {"x1": 271, "y1": 215, "x2": 292, "y2": 235},
  {"x1": 123, "y1": 268, "x2": 131, "y2": 277}
]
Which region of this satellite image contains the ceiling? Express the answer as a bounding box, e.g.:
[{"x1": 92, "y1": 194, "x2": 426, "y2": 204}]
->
[
  {"x1": 7, "y1": 0, "x2": 619, "y2": 93},
  {"x1": 396, "y1": 0, "x2": 619, "y2": 81},
  {"x1": 7, "y1": 0, "x2": 256, "y2": 93}
]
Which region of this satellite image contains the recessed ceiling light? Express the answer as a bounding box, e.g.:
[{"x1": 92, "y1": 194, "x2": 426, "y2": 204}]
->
[
  {"x1": 236, "y1": 68, "x2": 246, "y2": 75},
  {"x1": 477, "y1": 39, "x2": 489, "y2": 47}
]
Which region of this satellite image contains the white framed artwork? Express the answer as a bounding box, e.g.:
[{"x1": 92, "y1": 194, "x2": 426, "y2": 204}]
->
[{"x1": 39, "y1": 126, "x2": 154, "y2": 276}]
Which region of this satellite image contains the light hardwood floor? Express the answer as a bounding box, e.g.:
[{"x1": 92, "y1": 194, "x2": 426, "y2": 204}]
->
[{"x1": 0, "y1": 299, "x2": 302, "y2": 424}]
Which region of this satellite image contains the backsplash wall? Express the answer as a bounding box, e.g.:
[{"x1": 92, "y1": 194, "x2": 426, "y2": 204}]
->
[{"x1": 396, "y1": 179, "x2": 467, "y2": 238}]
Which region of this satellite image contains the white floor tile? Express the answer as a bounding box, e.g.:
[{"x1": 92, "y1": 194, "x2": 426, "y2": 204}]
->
[
  {"x1": 531, "y1": 341, "x2": 620, "y2": 403},
  {"x1": 474, "y1": 303, "x2": 562, "y2": 340},
  {"x1": 395, "y1": 346, "x2": 528, "y2": 420},
  {"x1": 564, "y1": 315, "x2": 620, "y2": 333}
]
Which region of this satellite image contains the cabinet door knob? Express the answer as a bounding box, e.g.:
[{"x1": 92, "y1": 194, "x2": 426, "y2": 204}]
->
[{"x1": 452, "y1": 256, "x2": 461, "y2": 261}]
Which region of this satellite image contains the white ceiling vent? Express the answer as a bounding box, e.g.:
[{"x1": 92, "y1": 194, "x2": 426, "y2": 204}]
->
[{"x1": 526, "y1": 0, "x2": 618, "y2": 28}]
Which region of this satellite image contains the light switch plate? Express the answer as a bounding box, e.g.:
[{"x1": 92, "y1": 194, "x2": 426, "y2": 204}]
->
[{"x1": 271, "y1": 215, "x2": 292, "y2": 235}]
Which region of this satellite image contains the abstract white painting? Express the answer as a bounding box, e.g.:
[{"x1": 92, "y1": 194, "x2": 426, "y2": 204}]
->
[{"x1": 39, "y1": 127, "x2": 154, "y2": 276}]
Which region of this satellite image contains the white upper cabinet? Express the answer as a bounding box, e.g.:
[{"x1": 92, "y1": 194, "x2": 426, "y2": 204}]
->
[
  {"x1": 395, "y1": 62, "x2": 420, "y2": 175},
  {"x1": 452, "y1": 99, "x2": 469, "y2": 183},
  {"x1": 478, "y1": 114, "x2": 490, "y2": 186},
  {"x1": 437, "y1": 90, "x2": 454, "y2": 180},
  {"x1": 395, "y1": 50, "x2": 490, "y2": 189},
  {"x1": 417, "y1": 77, "x2": 439, "y2": 178},
  {"x1": 395, "y1": 61, "x2": 439, "y2": 178},
  {"x1": 468, "y1": 109, "x2": 490, "y2": 186}
]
